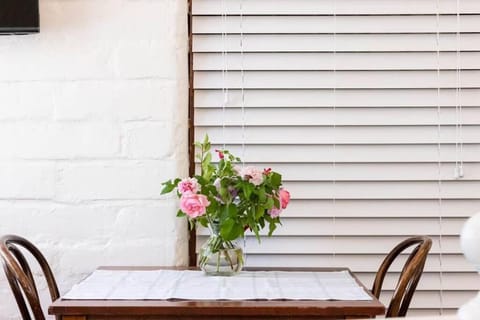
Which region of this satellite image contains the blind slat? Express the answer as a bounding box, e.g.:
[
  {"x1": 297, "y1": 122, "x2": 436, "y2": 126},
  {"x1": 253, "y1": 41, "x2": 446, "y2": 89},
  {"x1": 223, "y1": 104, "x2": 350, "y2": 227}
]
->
[
  {"x1": 194, "y1": 34, "x2": 480, "y2": 52},
  {"x1": 197, "y1": 126, "x2": 480, "y2": 144},
  {"x1": 194, "y1": 15, "x2": 480, "y2": 34},
  {"x1": 196, "y1": 107, "x2": 480, "y2": 126},
  {"x1": 209, "y1": 144, "x2": 480, "y2": 163},
  {"x1": 195, "y1": 70, "x2": 480, "y2": 89},
  {"x1": 196, "y1": 89, "x2": 480, "y2": 108},
  {"x1": 194, "y1": 52, "x2": 480, "y2": 71},
  {"x1": 193, "y1": 0, "x2": 480, "y2": 15}
]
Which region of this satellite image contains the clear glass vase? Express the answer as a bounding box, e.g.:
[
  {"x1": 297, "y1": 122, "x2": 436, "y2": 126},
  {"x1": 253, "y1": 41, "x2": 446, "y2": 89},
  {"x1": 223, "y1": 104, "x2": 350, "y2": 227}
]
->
[{"x1": 198, "y1": 222, "x2": 244, "y2": 276}]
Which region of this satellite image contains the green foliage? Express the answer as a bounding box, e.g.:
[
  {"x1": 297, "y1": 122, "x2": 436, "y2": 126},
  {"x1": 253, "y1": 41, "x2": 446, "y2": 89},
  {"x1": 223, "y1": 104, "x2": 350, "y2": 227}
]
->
[
  {"x1": 161, "y1": 134, "x2": 288, "y2": 244},
  {"x1": 161, "y1": 178, "x2": 181, "y2": 195}
]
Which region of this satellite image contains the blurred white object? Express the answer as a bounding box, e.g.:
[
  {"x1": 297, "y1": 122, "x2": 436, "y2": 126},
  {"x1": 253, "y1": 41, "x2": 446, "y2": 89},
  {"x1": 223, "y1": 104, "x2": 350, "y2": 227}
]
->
[
  {"x1": 458, "y1": 212, "x2": 480, "y2": 320},
  {"x1": 387, "y1": 316, "x2": 457, "y2": 320}
]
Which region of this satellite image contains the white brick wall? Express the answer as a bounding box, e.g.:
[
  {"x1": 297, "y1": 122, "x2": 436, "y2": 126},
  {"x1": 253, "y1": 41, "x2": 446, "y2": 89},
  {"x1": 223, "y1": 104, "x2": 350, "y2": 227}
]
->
[{"x1": 0, "y1": 1, "x2": 188, "y2": 319}]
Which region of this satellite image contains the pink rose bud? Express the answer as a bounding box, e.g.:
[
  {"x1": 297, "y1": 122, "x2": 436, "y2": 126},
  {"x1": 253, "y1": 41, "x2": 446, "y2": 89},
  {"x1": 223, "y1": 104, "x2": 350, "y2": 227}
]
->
[
  {"x1": 179, "y1": 193, "x2": 210, "y2": 218},
  {"x1": 215, "y1": 149, "x2": 225, "y2": 159},
  {"x1": 279, "y1": 188, "x2": 290, "y2": 209}
]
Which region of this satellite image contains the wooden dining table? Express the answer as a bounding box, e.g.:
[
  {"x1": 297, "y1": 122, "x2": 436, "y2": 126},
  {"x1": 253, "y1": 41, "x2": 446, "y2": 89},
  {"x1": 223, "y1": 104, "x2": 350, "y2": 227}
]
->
[{"x1": 48, "y1": 266, "x2": 385, "y2": 320}]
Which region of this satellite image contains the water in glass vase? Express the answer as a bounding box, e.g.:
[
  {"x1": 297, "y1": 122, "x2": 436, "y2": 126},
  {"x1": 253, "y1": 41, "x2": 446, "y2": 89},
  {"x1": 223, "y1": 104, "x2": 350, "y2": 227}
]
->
[{"x1": 198, "y1": 223, "x2": 244, "y2": 276}]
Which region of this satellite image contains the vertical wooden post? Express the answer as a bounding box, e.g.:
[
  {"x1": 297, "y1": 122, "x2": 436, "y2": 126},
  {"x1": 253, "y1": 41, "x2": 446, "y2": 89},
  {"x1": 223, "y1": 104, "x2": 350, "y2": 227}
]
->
[{"x1": 187, "y1": 0, "x2": 197, "y2": 267}]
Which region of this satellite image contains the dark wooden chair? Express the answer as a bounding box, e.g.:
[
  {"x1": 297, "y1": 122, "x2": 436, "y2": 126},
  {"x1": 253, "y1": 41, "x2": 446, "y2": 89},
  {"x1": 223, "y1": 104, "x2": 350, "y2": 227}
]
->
[
  {"x1": 372, "y1": 236, "x2": 432, "y2": 318},
  {"x1": 0, "y1": 234, "x2": 60, "y2": 320}
]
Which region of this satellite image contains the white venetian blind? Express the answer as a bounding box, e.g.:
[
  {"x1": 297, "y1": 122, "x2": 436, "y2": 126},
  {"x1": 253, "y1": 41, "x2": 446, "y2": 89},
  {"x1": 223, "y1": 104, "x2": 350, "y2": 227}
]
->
[{"x1": 192, "y1": 0, "x2": 480, "y2": 315}]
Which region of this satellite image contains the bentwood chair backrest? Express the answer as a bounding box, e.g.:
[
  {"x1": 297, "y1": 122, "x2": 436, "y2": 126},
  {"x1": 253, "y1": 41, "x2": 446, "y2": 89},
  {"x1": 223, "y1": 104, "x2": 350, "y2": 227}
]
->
[
  {"x1": 372, "y1": 236, "x2": 432, "y2": 318},
  {"x1": 0, "y1": 235, "x2": 60, "y2": 320}
]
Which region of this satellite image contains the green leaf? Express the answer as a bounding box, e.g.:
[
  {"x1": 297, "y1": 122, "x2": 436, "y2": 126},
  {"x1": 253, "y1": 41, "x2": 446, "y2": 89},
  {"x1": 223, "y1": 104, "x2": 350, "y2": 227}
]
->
[
  {"x1": 252, "y1": 225, "x2": 261, "y2": 243},
  {"x1": 258, "y1": 188, "x2": 266, "y2": 203},
  {"x1": 202, "y1": 153, "x2": 213, "y2": 180},
  {"x1": 198, "y1": 217, "x2": 209, "y2": 228},
  {"x1": 203, "y1": 134, "x2": 210, "y2": 151},
  {"x1": 242, "y1": 183, "x2": 254, "y2": 199},
  {"x1": 176, "y1": 210, "x2": 186, "y2": 218},
  {"x1": 220, "y1": 218, "x2": 243, "y2": 241},
  {"x1": 247, "y1": 214, "x2": 255, "y2": 230},
  {"x1": 255, "y1": 206, "x2": 264, "y2": 220},
  {"x1": 196, "y1": 175, "x2": 207, "y2": 185},
  {"x1": 259, "y1": 218, "x2": 265, "y2": 229},
  {"x1": 204, "y1": 152, "x2": 212, "y2": 164},
  {"x1": 271, "y1": 172, "x2": 282, "y2": 188},
  {"x1": 219, "y1": 205, "x2": 229, "y2": 221},
  {"x1": 161, "y1": 179, "x2": 177, "y2": 194},
  {"x1": 227, "y1": 205, "x2": 238, "y2": 219},
  {"x1": 218, "y1": 158, "x2": 225, "y2": 171},
  {"x1": 272, "y1": 196, "x2": 280, "y2": 210},
  {"x1": 268, "y1": 221, "x2": 277, "y2": 236},
  {"x1": 219, "y1": 185, "x2": 230, "y2": 201},
  {"x1": 208, "y1": 199, "x2": 218, "y2": 213},
  {"x1": 266, "y1": 197, "x2": 274, "y2": 209}
]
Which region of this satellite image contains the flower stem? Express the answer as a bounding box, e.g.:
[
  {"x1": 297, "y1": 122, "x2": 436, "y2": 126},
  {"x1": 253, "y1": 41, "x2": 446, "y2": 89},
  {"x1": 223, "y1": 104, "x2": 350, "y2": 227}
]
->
[{"x1": 223, "y1": 245, "x2": 235, "y2": 271}]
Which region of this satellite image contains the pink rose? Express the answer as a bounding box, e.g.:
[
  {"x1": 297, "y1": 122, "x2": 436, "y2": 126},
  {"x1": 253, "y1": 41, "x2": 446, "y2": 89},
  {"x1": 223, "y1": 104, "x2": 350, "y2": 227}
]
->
[
  {"x1": 279, "y1": 188, "x2": 290, "y2": 209},
  {"x1": 178, "y1": 177, "x2": 199, "y2": 194},
  {"x1": 268, "y1": 207, "x2": 282, "y2": 218},
  {"x1": 268, "y1": 188, "x2": 290, "y2": 218},
  {"x1": 179, "y1": 193, "x2": 210, "y2": 218},
  {"x1": 240, "y1": 166, "x2": 264, "y2": 186}
]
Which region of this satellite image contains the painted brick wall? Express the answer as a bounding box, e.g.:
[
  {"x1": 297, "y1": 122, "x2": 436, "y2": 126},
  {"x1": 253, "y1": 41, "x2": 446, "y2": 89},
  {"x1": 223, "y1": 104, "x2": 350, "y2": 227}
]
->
[{"x1": 0, "y1": 1, "x2": 189, "y2": 318}]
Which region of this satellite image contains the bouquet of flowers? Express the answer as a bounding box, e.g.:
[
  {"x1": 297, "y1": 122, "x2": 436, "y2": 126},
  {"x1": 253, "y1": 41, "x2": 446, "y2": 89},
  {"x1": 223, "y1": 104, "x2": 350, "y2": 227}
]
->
[{"x1": 161, "y1": 136, "x2": 290, "y2": 275}]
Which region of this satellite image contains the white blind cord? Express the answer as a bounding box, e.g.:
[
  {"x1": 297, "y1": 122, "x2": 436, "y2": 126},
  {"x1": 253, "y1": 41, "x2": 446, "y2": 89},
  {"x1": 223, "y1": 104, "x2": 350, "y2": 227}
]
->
[
  {"x1": 455, "y1": 0, "x2": 464, "y2": 178},
  {"x1": 332, "y1": 0, "x2": 337, "y2": 265},
  {"x1": 435, "y1": 0, "x2": 445, "y2": 313},
  {"x1": 455, "y1": 1, "x2": 460, "y2": 174},
  {"x1": 240, "y1": 0, "x2": 246, "y2": 166},
  {"x1": 221, "y1": 0, "x2": 228, "y2": 149},
  {"x1": 239, "y1": 0, "x2": 248, "y2": 268}
]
